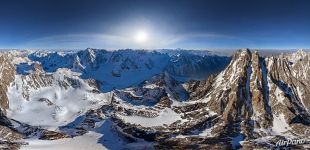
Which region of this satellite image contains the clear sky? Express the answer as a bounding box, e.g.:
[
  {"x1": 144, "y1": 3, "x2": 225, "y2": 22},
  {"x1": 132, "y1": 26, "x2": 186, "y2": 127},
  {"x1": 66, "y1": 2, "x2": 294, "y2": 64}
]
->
[{"x1": 0, "y1": 0, "x2": 310, "y2": 50}]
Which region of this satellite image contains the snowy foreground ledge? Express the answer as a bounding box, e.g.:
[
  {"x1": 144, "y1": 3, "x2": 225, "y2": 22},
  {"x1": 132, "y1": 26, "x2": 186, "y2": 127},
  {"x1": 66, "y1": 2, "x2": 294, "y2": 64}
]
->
[
  {"x1": 20, "y1": 120, "x2": 154, "y2": 150},
  {"x1": 21, "y1": 132, "x2": 106, "y2": 150}
]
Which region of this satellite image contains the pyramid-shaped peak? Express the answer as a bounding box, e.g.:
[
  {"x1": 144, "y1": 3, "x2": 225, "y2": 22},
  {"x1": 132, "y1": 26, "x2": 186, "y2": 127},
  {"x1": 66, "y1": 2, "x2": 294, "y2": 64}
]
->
[{"x1": 234, "y1": 48, "x2": 252, "y2": 56}]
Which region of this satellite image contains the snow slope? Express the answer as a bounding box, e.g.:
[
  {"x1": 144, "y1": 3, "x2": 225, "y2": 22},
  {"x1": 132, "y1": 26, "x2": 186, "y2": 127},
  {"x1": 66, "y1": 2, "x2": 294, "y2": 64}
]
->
[
  {"x1": 21, "y1": 132, "x2": 107, "y2": 150},
  {"x1": 7, "y1": 68, "x2": 110, "y2": 130}
]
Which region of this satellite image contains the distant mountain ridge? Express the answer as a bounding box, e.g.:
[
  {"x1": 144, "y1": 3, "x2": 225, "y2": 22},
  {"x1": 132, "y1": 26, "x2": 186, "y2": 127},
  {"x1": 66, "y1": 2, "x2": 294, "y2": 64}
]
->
[{"x1": 26, "y1": 48, "x2": 230, "y2": 91}]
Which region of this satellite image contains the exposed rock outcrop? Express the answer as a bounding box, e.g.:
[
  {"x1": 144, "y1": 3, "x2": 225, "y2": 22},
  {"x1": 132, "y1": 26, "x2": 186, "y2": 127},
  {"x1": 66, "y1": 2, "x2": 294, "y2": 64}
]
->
[{"x1": 0, "y1": 53, "x2": 16, "y2": 111}]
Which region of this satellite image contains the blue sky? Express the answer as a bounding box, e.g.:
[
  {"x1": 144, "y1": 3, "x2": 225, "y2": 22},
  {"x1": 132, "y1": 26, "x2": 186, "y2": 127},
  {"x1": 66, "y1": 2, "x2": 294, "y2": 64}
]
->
[{"x1": 0, "y1": 0, "x2": 310, "y2": 49}]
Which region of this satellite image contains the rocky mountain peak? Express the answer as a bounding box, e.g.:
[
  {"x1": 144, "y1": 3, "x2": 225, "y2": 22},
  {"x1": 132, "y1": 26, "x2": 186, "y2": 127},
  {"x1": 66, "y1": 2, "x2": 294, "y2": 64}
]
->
[
  {"x1": 0, "y1": 53, "x2": 16, "y2": 111},
  {"x1": 177, "y1": 49, "x2": 306, "y2": 141}
]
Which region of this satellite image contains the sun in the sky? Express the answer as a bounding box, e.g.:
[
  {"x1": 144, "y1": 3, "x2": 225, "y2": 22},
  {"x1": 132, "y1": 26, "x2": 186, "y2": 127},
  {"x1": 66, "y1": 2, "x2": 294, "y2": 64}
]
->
[{"x1": 134, "y1": 30, "x2": 148, "y2": 43}]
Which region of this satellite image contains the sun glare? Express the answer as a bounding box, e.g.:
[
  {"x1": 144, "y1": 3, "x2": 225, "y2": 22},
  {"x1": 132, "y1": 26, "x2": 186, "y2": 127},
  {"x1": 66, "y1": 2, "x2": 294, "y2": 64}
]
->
[{"x1": 134, "y1": 31, "x2": 148, "y2": 43}]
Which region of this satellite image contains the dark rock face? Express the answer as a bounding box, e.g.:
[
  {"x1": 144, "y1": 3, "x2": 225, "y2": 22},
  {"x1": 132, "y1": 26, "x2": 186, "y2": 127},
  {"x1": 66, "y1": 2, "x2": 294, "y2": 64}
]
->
[
  {"x1": 165, "y1": 53, "x2": 230, "y2": 80},
  {"x1": 0, "y1": 53, "x2": 16, "y2": 111},
  {"x1": 0, "y1": 114, "x2": 23, "y2": 150},
  {"x1": 39, "y1": 131, "x2": 70, "y2": 140}
]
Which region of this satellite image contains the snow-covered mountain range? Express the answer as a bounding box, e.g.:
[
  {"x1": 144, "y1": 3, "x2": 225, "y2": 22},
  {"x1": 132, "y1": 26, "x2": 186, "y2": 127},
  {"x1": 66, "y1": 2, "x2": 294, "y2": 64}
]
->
[{"x1": 0, "y1": 48, "x2": 309, "y2": 149}]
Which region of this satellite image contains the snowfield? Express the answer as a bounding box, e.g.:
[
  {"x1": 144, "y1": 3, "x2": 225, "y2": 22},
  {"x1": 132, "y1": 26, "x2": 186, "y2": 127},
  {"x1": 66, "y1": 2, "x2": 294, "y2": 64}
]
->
[
  {"x1": 7, "y1": 69, "x2": 111, "y2": 130},
  {"x1": 21, "y1": 132, "x2": 107, "y2": 150},
  {"x1": 21, "y1": 119, "x2": 126, "y2": 150}
]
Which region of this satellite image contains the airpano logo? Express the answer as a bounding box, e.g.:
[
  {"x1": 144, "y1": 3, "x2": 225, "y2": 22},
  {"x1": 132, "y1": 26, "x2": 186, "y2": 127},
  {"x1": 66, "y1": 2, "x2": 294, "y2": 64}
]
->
[{"x1": 276, "y1": 138, "x2": 309, "y2": 147}]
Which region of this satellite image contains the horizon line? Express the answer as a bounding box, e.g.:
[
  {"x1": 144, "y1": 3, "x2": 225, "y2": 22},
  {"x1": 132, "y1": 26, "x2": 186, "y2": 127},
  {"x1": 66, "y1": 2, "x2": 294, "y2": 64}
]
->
[{"x1": 0, "y1": 47, "x2": 308, "y2": 51}]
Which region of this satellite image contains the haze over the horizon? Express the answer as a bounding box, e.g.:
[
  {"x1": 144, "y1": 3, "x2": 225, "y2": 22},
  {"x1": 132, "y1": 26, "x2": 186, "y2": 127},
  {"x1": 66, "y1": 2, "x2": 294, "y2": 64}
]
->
[{"x1": 0, "y1": 0, "x2": 310, "y2": 50}]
